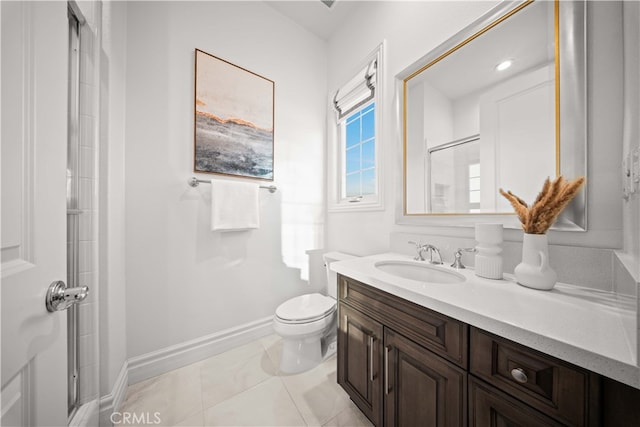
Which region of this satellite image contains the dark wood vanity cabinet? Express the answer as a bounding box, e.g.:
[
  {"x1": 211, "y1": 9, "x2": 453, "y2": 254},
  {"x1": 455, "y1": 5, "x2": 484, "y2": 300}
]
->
[
  {"x1": 337, "y1": 275, "x2": 467, "y2": 427},
  {"x1": 337, "y1": 274, "x2": 640, "y2": 427}
]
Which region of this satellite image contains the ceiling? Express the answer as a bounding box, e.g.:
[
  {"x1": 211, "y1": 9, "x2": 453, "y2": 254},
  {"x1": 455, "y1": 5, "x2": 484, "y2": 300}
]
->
[
  {"x1": 408, "y1": 0, "x2": 554, "y2": 100},
  {"x1": 264, "y1": 0, "x2": 361, "y2": 40}
]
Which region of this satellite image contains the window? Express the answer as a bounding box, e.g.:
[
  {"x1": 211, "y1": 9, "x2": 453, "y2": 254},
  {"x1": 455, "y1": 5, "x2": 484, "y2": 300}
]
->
[
  {"x1": 329, "y1": 43, "x2": 384, "y2": 211},
  {"x1": 344, "y1": 103, "x2": 375, "y2": 199},
  {"x1": 468, "y1": 163, "x2": 481, "y2": 212}
]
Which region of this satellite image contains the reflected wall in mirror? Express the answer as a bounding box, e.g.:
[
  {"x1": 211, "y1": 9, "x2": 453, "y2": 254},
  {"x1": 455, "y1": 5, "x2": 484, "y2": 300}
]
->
[{"x1": 400, "y1": 0, "x2": 586, "y2": 230}]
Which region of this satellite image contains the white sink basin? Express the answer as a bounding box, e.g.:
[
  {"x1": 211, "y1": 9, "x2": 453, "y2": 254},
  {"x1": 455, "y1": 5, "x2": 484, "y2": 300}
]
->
[{"x1": 374, "y1": 260, "x2": 465, "y2": 284}]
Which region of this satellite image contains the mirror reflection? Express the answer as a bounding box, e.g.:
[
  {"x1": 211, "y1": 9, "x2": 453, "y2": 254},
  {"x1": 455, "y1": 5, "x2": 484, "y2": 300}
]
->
[{"x1": 404, "y1": 0, "x2": 557, "y2": 214}]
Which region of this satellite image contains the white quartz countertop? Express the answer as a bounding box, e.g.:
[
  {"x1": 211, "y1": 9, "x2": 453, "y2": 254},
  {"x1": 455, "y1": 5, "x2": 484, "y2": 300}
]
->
[{"x1": 331, "y1": 252, "x2": 639, "y2": 389}]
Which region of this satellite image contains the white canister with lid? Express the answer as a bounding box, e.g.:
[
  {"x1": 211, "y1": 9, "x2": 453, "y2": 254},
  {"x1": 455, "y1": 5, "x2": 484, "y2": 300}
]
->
[{"x1": 475, "y1": 223, "x2": 503, "y2": 279}]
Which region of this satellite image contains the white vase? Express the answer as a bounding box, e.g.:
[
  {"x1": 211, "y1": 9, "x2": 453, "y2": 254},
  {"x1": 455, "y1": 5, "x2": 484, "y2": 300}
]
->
[{"x1": 514, "y1": 233, "x2": 557, "y2": 290}]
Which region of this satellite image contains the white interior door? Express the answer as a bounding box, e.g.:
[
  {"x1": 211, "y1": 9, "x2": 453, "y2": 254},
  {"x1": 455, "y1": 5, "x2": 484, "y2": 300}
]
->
[{"x1": 1, "y1": 2, "x2": 70, "y2": 425}]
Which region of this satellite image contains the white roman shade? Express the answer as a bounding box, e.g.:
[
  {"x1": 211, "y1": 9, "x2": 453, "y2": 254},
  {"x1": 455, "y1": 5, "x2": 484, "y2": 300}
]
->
[{"x1": 333, "y1": 58, "x2": 377, "y2": 120}]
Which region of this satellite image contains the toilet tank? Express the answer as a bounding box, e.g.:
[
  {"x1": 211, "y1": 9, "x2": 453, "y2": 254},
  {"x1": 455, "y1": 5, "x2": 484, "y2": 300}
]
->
[{"x1": 322, "y1": 251, "x2": 355, "y2": 299}]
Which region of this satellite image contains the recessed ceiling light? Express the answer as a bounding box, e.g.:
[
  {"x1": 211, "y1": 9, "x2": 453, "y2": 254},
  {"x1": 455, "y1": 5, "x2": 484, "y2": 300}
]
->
[{"x1": 495, "y1": 59, "x2": 513, "y2": 72}]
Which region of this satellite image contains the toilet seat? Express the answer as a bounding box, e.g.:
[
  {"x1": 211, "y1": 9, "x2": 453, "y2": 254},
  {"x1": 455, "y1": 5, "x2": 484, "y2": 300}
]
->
[{"x1": 275, "y1": 293, "x2": 336, "y2": 324}]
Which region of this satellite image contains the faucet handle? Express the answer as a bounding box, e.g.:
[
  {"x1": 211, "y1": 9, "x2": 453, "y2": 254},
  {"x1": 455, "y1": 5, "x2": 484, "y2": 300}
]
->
[
  {"x1": 451, "y1": 248, "x2": 476, "y2": 269},
  {"x1": 408, "y1": 240, "x2": 426, "y2": 261}
]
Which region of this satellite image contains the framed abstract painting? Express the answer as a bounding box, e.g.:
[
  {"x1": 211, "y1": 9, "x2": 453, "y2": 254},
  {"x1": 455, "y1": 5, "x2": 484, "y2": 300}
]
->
[{"x1": 194, "y1": 49, "x2": 274, "y2": 180}]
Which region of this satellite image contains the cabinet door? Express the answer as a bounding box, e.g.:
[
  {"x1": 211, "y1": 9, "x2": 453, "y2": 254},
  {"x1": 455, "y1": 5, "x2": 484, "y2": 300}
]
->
[
  {"x1": 469, "y1": 377, "x2": 563, "y2": 427},
  {"x1": 384, "y1": 329, "x2": 466, "y2": 427},
  {"x1": 338, "y1": 303, "x2": 384, "y2": 426}
]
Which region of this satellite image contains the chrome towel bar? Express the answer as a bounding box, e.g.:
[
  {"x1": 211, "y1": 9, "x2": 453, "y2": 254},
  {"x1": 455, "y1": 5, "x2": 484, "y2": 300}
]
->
[{"x1": 188, "y1": 177, "x2": 277, "y2": 193}]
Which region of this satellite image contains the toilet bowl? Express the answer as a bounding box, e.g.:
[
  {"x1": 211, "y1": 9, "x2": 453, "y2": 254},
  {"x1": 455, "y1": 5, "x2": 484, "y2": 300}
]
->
[{"x1": 272, "y1": 251, "x2": 354, "y2": 374}]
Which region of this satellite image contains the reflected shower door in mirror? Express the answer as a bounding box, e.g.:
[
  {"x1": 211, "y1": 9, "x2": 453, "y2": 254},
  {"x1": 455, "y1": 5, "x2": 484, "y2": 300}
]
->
[
  {"x1": 426, "y1": 135, "x2": 481, "y2": 213},
  {"x1": 405, "y1": 0, "x2": 557, "y2": 215}
]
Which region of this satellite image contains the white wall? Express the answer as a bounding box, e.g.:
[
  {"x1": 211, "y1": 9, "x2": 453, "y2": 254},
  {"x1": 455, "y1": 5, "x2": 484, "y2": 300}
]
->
[
  {"x1": 452, "y1": 93, "x2": 479, "y2": 140},
  {"x1": 123, "y1": 1, "x2": 327, "y2": 359},
  {"x1": 99, "y1": 0, "x2": 128, "y2": 400},
  {"x1": 479, "y1": 64, "x2": 555, "y2": 212},
  {"x1": 326, "y1": 0, "x2": 499, "y2": 255},
  {"x1": 326, "y1": 1, "x2": 624, "y2": 259},
  {"x1": 405, "y1": 81, "x2": 426, "y2": 212},
  {"x1": 423, "y1": 81, "x2": 453, "y2": 148}
]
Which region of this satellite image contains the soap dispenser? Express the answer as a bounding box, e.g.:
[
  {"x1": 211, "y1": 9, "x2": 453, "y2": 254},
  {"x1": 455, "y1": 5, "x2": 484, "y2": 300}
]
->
[{"x1": 475, "y1": 223, "x2": 503, "y2": 279}]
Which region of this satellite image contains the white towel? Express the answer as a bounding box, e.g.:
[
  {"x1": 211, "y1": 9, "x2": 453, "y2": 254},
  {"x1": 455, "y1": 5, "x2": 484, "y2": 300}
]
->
[{"x1": 211, "y1": 180, "x2": 260, "y2": 231}]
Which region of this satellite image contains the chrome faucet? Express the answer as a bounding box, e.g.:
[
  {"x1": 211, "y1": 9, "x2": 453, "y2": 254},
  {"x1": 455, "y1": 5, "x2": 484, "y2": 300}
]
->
[
  {"x1": 425, "y1": 245, "x2": 443, "y2": 265},
  {"x1": 408, "y1": 241, "x2": 443, "y2": 264}
]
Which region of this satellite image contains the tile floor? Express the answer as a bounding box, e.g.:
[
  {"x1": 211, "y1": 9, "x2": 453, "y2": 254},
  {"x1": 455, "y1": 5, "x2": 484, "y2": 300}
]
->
[{"x1": 117, "y1": 335, "x2": 373, "y2": 426}]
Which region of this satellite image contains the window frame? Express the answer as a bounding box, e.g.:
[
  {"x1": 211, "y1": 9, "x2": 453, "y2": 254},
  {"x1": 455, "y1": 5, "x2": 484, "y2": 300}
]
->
[{"x1": 328, "y1": 43, "x2": 384, "y2": 212}]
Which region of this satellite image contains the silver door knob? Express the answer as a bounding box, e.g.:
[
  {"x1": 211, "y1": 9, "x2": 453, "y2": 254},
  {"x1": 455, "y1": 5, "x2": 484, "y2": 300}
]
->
[{"x1": 45, "y1": 280, "x2": 89, "y2": 312}]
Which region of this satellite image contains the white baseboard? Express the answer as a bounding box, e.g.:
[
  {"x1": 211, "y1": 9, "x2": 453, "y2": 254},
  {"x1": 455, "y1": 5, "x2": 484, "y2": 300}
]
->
[
  {"x1": 99, "y1": 361, "x2": 129, "y2": 427},
  {"x1": 69, "y1": 399, "x2": 99, "y2": 427},
  {"x1": 127, "y1": 316, "x2": 274, "y2": 385},
  {"x1": 615, "y1": 250, "x2": 640, "y2": 284}
]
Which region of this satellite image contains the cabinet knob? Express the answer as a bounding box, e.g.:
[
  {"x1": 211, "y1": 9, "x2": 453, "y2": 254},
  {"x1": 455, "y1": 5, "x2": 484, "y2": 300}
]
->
[{"x1": 510, "y1": 367, "x2": 528, "y2": 384}]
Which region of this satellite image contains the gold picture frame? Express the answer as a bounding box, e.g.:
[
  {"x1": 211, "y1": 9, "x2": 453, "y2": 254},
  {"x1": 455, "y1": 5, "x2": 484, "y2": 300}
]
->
[{"x1": 194, "y1": 49, "x2": 274, "y2": 181}]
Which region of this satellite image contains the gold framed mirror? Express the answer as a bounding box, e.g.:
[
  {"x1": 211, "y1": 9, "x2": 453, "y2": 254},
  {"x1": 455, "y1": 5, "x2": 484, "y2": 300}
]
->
[{"x1": 397, "y1": 0, "x2": 586, "y2": 230}]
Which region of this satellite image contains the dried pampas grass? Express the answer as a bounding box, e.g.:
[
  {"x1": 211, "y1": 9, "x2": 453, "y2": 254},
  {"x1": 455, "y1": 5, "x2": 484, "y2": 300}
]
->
[{"x1": 499, "y1": 176, "x2": 586, "y2": 234}]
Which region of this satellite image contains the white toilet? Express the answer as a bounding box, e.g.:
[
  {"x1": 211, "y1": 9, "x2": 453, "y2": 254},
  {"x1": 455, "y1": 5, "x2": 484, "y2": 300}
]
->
[{"x1": 273, "y1": 251, "x2": 354, "y2": 374}]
